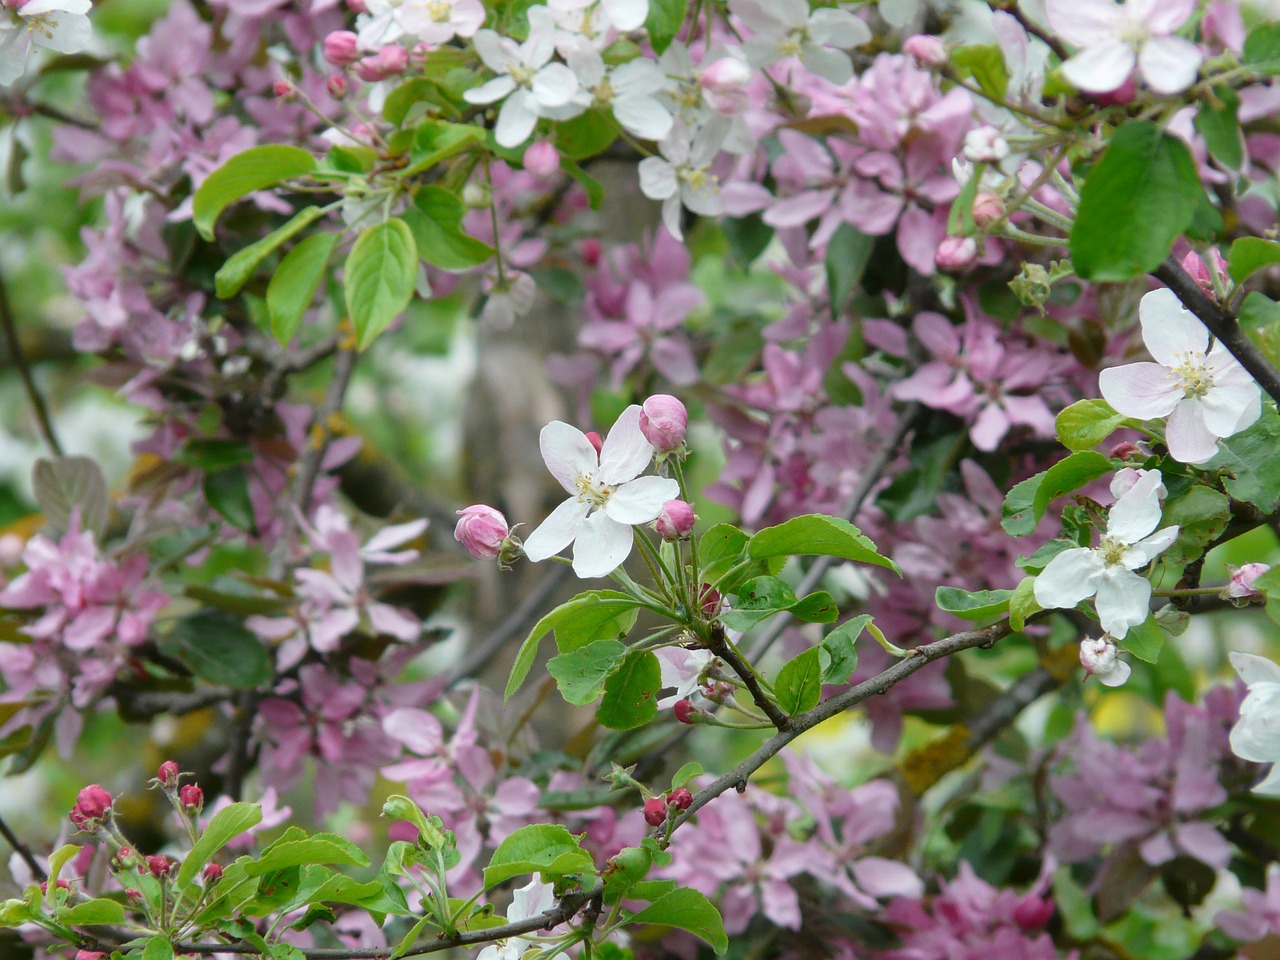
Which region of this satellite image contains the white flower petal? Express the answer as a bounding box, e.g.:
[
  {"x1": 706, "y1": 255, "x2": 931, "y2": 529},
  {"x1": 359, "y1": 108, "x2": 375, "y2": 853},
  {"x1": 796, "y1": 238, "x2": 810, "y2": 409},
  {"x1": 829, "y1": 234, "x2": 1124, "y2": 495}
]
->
[
  {"x1": 1106, "y1": 472, "x2": 1164, "y2": 543},
  {"x1": 1034, "y1": 548, "x2": 1105, "y2": 609},
  {"x1": 1121, "y1": 525, "x2": 1179, "y2": 568},
  {"x1": 1098, "y1": 362, "x2": 1182, "y2": 420},
  {"x1": 572, "y1": 510, "x2": 634, "y2": 578},
  {"x1": 1165, "y1": 398, "x2": 1221, "y2": 464},
  {"x1": 1231, "y1": 651, "x2": 1280, "y2": 686},
  {"x1": 531, "y1": 62, "x2": 579, "y2": 108},
  {"x1": 614, "y1": 95, "x2": 673, "y2": 141},
  {"x1": 1200, "y1": 373, "x2": 1261, "y2": 438},
  {"x1": 601, "y1": 0, "x2": 647, "y2": 30},
  {"x1": 523, "y1": 497, "x2": 589, "y2": 562},
  {"x1": 540, "y1": 420, "x2": 599, "y2": 494},
  {"x1": 40, "y1": 12, "x2": 91, "y2": 54},
  {"x1": 800, "y1": 44, "x2": 854, "y2": 85},
  {"x1": 464, "y1": 74, "x2": 518, "y2": 105},
  {"x1": 1138, "y1": 35, "x2": 1202, "y2": 95},
  {"x1": 605, "y1": 475, "x2": 681, "y2": 525},
  {"x1": 598, "y1": 405, "x2": 653, "y2": 484},
  {"x1": 1097, "y1": 658, "x2": 1131, "y2": 686},
  {"x1": 1045, "y1": 0, "x2": 1123, "y2": 45},
  {"x1": 1095, "y1": 567, "x2": 1151, "y2": 637},
  {"x1": 495, "y1": 89, "x2": 539, "y2": 147},
  {"x1": 638, "y1": 157, "x2": 677, "y2": 201},
  {"x1": 1140, "y1": 288, "x2": 1207, "y2": 366},
  {"x1": 1061, "y1": 41, "x2": 1135, "y2": 94}
]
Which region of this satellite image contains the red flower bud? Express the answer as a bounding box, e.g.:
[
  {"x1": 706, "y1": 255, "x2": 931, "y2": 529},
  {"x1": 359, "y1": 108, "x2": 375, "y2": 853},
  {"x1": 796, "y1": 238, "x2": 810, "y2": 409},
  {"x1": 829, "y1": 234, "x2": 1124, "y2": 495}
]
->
[
  {"x1": 585, "y1": 431, "x2": 604, "y2": 457},
  {"x1": 666, "y1": 787, "x2": 693, "y2": 810},
  {"x1": 1108, "y1": 441, "x2": 1139, "y2": 461},
  {"x1": 179, "y1": 784, "x2": 204, "y2": 813},
  {"x1": 75, "y1": 784, "x2": 113, "y2": 820},
  {"x1": 327, "y1": 75, "x2": 349, "y2": 99},
  {"x1": 674, "y1": 699, "x2": 698, "y2": 724},
  {"x1": 643, "y1": 797, "x2": 668, "y2": 827},
  {"x1": 654, "y1": 500, "x2": 695, "y2": 542},
  {"x1": 454, "y1": 504, "x2": 510, "y2": 560},
  {"x1": 580, "y1": 237, "x2": 602, "y2": 266},
  {"x1": 1013, "y1": 895, "x2": 1055, "y2": 930},
  {"x1": 147, "y1": 855, "x2": 174, "y2": 878},
  {"x1": 156, "y1": 761, "x2": 180, "y2": 785},
  {"x1": 203, "y1": 862, "x2": 224, "y2": 883}
]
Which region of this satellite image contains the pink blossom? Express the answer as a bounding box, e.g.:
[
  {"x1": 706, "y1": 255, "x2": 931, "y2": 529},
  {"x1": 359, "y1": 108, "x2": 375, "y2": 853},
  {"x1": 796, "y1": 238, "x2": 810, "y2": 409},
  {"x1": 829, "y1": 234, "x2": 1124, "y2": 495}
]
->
[{"x1": 454, "y1": 505, "x2": 511, "y2": 560}]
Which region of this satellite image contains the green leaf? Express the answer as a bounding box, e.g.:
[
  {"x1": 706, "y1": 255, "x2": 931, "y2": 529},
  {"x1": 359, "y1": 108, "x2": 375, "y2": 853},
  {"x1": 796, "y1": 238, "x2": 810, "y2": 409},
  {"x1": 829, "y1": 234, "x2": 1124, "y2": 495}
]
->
[
  {"x1": 699, "y1": 523, "x2": 748, "y2": 583},
  {"x1": 483, "y1": 824, "x2": 595, "y2": 888},
  {"x1": 934, "y1": 587, "x2": 1013, "y2": 622},
  {"x1": 59, "y1": 897, "x2": 126, "y2": 926},
  {"x1": 505, "y1": 591, "x2": 641, "y2": 701},
  {"x1": 45, "y1": 844, "x2": 80, "y2": 908},
  {"x1": 1194, "y1": 88, "x2": 1243, "y2": 171},
  {"x1": 215, "y1": 207, "x2": 324, "y2": 299},
  {"x1": 248, "y1": 834, "x2": 370, "y2": 875},
  {"x1": 603, "y1": 844, "x2": 654, "y2": 905},
  {"x1": 175, "y1": 439, "x2": 254, "y2": 471},
  {"x1": 1255, "y1": 566, "x2": 1280, "y2": 626},
  {"x1": 598, "y1": 650, "x2": 662, "y2": 731},
  {"x1": 671, "y1": 762, "x2": 702, "y2": 789},
  {"x1": 1228, "y1": 237, "x2": 1280, "y2": 285},
  {"x1": 32, "y1": 455, "x2": 108, "y2": 539},
  {"x1": 193, "y1": 145, "x2": 317, "y2": 240},
  {"x1": 162, "y1": 612, "x2": 273, "y2": 689},
  {"x1": 1070, "y1": 121, "x2": 1203, "y2": 281},
  {"x1": 951, "y1": 44, "x2": 1008, "y2": 101},
  {"x1": 142, "y1": 937, "x2": 176, "y2": 960},
  {"x1": 1160, "y1": 486, "x2": 1230, "y2": 566},
  {"x1": 747, "y1": 514, "x2": 899, "y2": 574},
  {"x1": 403, "y1": 187, "x2": 494, "y2": 271},
  {"x1": 721, "y1": 576, "x2": 799, "y2": 631},
  {"x1": 204, "y1": 465, "x2": 257, "y2": 534},
  {"x1": 1207, "y1": 404, "x2": 1280, "y2": 512},
  {"x1": 547, "y1": 639, "x2": 627, "y2": 706},
  {"x1": 725, "y1": 214, "x2": 774, "y2": 269},
  {"x1": 1008, "y1": 577, "x2": 1040, "y2": 632},
  {"x1": 177, "y1": 802, "x2": 263, "y2": 888},
  {"x1": 947, "y1": 162, "x2": 983, "y2": 237},
  {"x1": 560, "y1": 157, "x2": 604, "y2": 210},
  {"x1": 1244, "y1": 22, "x2": 1280, "y2": 74},
  {"x1": 552, "y1": 109, "x2": 619, "y2": 160},
  {"x1": 268, "y1": 232, "x2": 339, "y2": 346},
  {"x1": 345, "y1": 218, "x2": 418, "y2": 350},
  {"x1": 1240, "y1": 290, "x2": 1280, "y2": 328},
  {"x1": 791, "y1": 591, "x2": 838, "y2": 623},
  {"x1": 1002, "y1": 451, "x2": 1111, "y2": 536},
  {"x1": 1055, "y1": 399, "x2": 1127, "y2": 452},
  {"x1": 630, "y1": 888, "x2": 727, "y2": 954},
  {"x1": 1119, "y1": 616, "x2": 1164, "y2": 664},
  {"x1": 819, "y1": 615, "x2": 867, "y2": 684},
  {"x1": 774, "y1": 647, "x2": 821, "y2": 716},
  {"x1": 643, "y1": 0, "x2": 685, "y2": 55},
  {"x1": 405, "y1": 120, "x2": 486, "y2": 175},
  {"x1": 825, "y1": 222, "x2": 874, "y2": 313}
]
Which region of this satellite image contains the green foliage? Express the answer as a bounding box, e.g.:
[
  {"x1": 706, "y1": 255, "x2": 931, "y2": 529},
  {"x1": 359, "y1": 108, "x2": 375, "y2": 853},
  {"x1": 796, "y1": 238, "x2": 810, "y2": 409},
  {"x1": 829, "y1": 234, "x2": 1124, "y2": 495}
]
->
[
  {"x1": 547, "y1": 639, "x2": 628, "y2": 705},
  {"x1": 483, "y1": 824, "x2": 596, "y2": 887},
  {"x1": 1118, "y1": 615, "x2": 1164, "y2": 664},
  {"x1": 505, "y1": 591, "x2": 641, "y2": 701},
  {"x1": 1055, "y1": 399, "x2": 1127, "y2": 452},
  {"x1": 1070, "y1": 121, "x2": 1203, "y2": 281},
  {"x1": 643, "y1": 0, "x2": 685, "y2": 55},
  {"x1": 819, "y1": 615, "x2": 867, "y2": 684},
  {"x1": 1194, "y1": 88, "x2": 1244, "y2": 171},
  {"x1": 215, "y1": 206, "x2": 324, "y2": 299},
  {"x1": 629, "y1": 888, "x2": 728, "y2": 954},
  {"x1": 193, "y1": 145, "x2": 317, "y2": 240},
  {"x1": 161, "y1": 612, "x2": 274, "y2": 688},
  {"x1": 1207, "y1": 404, "x2": 1280, "y2": 512},
  {"x1": 598, "y1": 650, "x2": 662, "y2": 730},
  {"x1": 934, "y1": 587, "x2": 1014, "y2": 622},
  {"x1": 747, "y1": 514, "x2": 900, "y2": 574},
  {"x1": 1228, "y1": 236, "x2": 1280, "y2": 285},
  {"x1": 774, "y1": 647, "x2": 821, "y2": 715},
  {"x1": 721, "y1": 576, "x2": 837, "y2": 631},
  {"x1": 268, "y1": 232, "x2": 339, "y2": 345},
  {"x1": 345, "y1": 218, "x2": 418, "y2": 350},
  {"x1": 177, "y1": 802, "x2": 264, "y2": 888},
  {"x1": 1002, "y1": 451, "x2": 1111, "y2": 536},
  {"x1": 403, "y1": 187, "x2": 494, "y2": 270}
]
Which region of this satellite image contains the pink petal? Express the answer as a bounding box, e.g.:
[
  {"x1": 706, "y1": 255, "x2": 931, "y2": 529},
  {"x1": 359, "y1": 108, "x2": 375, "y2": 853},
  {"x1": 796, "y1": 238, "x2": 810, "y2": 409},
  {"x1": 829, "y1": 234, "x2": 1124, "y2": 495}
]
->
[{"x1": 1099, "y1": 362, "x2": 1182, "y2": 419}]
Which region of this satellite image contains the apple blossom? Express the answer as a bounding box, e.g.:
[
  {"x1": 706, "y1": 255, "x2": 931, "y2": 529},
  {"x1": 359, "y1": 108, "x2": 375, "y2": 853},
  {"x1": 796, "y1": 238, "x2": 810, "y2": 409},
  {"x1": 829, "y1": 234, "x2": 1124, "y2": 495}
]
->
[
  {"x1": 475, "y1": 877, "x2": 558, "y2": 960},
  {"x1": 397, "y1": 0, "x2": 484, "y2": 46},
  {"x1": 732, "y1": 0, "x2": 871, "y2": 85},
  {"x1": 0, "y1": 0, "x2": 93, "y2": 86},
  {"x1": 1033, "y1": 469, "x2": 1179, "y2": 638},
  {"x1": 1099, "y1": 289, "x2": 1261, "y2": 464},
  {"x1": 639, "y1": 393, "x2": 688, "y2": 451},
  {"x1": 654, "y1": 499, "x2": 695, "y2": 541},
  {"x1": 1079, "y1": 636, "x2": 1130, "y2": 687},
  {"x1": 464, "y1": 6, "x2": 581, "y2": 148},
  {"x1": 1045, "y1": 0, "x2": 1203, "y2": 95},
  {"x1": 553, "y1": 42, "x2": 672, "y2": 141},
  {"x1": 1228, "y1": 651, "x2": 1280, "y2": 796},
  {"x1": 638, "y1": 120, "x2": 728, "y2": 241},
  {"x1": 1223, "y1": 562, "x2": 1270, "y2": 601},
  {"x1": 523, "y1": 405, "x2": 679, "y2": 578},
  {"x1": 454, "y1": 505, "x2": 511, "y2": 560}
]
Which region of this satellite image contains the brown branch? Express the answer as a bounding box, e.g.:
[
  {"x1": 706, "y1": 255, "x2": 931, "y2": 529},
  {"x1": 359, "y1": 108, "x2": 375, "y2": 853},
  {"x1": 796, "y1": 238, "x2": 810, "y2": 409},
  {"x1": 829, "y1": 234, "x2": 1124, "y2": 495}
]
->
[
  {"x1": 706, "y1": 621, "x2": 791, "y2": 731},
  {"x1": 1154, "y1": 256, "x2": 1280, "y2": 407},
  {"x1": 0, "y1": 263, "x2": 63, "y2": 456},
  {"x1": 0, "y1": 813, "x2": 47, "y2": 883}
]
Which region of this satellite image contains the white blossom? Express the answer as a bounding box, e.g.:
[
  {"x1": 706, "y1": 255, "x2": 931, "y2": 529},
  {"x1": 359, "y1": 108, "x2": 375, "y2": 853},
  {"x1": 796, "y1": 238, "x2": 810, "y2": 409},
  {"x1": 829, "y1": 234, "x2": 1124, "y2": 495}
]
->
[
  {"x1": 523, "y1": 406, "x2": 679, "y2": 578},
  {"x1": 1033, "y1": 469, "x2": 1179, "y2": 638},
  {"x1": 0, "y1": 0, "x2": 93, "y2": 87},
  {"x1": 398, "y1": 0, "x2": 485, "y2": 45},
  {"x1": 475, "y1": 878, "x2": 559, "y2": 960},
  {"x1": 638, "y1": 120, "x2": 727, "y2": 240},
  {"x1": 1079, "y1": 636, "x2": 1130, "y2": 687},
  {"x1": 551, "y1": 40, "x2": 672, "y2": 140},
  {"x1": 1099, "y1": 289, "x2": 1261, "y2": 464},
  {"x1": 1229, "y1": 651, "x2": 1280, "y2": 797},
  {"x1": 731, "y1": 0, "x2": 870, "y2": 85},
  {"x1": 1045, "y1": 0, "x2": 1203, "y2": 95}
]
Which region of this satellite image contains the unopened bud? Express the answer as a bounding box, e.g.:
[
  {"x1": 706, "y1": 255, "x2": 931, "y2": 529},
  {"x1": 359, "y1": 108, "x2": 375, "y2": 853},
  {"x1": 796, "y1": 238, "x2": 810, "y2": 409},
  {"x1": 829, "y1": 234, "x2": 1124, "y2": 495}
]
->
[
  {"x1": 1079, "y1": 637, "x2": 1130, "y2": 687},
  {"x1": 346, "y1": 0, "x2": 367, "y2": 12},
  {"x1": 114, "y1": 846, "x2": 137, "y2": 870},
  {"x1": 327, "y1": 75, "x2": 349, "y2": 99},
  {"x1": 355, "y1": 45, "x2": 408, "y2": 82},
  {"x1": 643, "y1": 797, "x2": 668, "y2": 826},
  {"x1": 698, "y1": 584, "x2": 721, "y2": 617},
  {"x1": 1090, "y1": 75, "x2": 1137, "y2": 106},
  {"x1": 903, "y1": 34, "x2": 946, "y2": 68},
  {"x1": 273, "y1": 79, "x2": 294, "y2": 99},
  {"x1": 972, "y1": 192, "x2": 1004, "y2": 228},
  {"x1": 654, "y1": 500, "x2": 695, "y2": 541},
  {"x1": 580, "y1": 237, "x2": 602, "y2": 266},
  {"x1": 156, "y1": 761, "x2": 180, "y2": 786},
  {"x1": 461, "y1": 182, "x2": 490, "y2": 208},
  {"x1": 147, "y1": 855, "x2": 174, "y2": 878},
  {"x1": 700, "y1": 56, "x2": 751, "y2": 95},
  {"x1": 323, "y1": 30, "x2": 361, "y2": 67},
  {"x1": 1224, "y1": 562, "x2": 1270, "y2": 601},
  {"x1": 179, "y1": 783, "x2": 204, "y2": 814},
  {"x1": 585, "y1": 431, "x2": 604, "y2": 457},
  {"x1": 203, "y1": 862, "x2": 224, "y2": 883},
  {"x1": 522, "y1": 141, "x2": 560, "y2": 178},
  {"x1": 639, "y1": 395, "x2": 687, "y2": 453},
  {"x1": 1108, "y1": 441, "x2": 1140, "y2": 461},
  {"x1": 1013, "y1": 895, "x2": 1055, "y2": 930},
  {"x1": 454, "y1": 505, "x2": 510, "y2": 560},
  {"x1": 935, "y1": 236, "x2": 977, "y2": 272},
  {"x1": 666, "y1": 787, "x2": 693, "y2": 810},
  {"x1": 1180, "y1": 248, "x2": 1229, "y2": 296},
  {"x1": 963, "y1": 126, "x2": 1009, "y2": 164},
  {"x1": 674, "y1": 698, "x2": 698, "y2": 724}
]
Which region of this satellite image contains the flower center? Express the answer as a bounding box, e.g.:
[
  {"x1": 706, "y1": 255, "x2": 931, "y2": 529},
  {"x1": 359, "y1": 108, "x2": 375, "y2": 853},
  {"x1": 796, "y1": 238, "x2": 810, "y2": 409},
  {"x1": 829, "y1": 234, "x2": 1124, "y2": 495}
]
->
[
  {"x1": 21, "y1": 11, "x2": 61, "y2": 39},
  {"x1": 509, "y1": 62, "x2": 534, "y2": 85},
  {"x1": 679, "y1": 165, "x2": 717, "y2": 192},
  {"x1": 595, "y1": 77, "x2": 615, "y2": 105},
  {"x1": 575, "y1": 472, "x2": 613, "y2": 509},
  {"x1": 426, "y1": 0, "x2": 450, "y2": 21},
  {"x1": 1098, "y1": 536, "x2": 1127, "y2": 567},
  {"x1": 1170, "y1": 351, "x2": 1212, "y2": 399}
]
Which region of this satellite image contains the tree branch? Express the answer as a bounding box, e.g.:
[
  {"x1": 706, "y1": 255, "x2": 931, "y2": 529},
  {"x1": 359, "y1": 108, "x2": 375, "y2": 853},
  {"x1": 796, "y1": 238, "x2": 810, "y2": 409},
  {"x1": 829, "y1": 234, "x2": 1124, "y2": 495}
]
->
[
  {"x1": 1154, "y1": 256, "x2": 1280, "y2": 407},
  {"x1": 706, "y1": 621, "x2": 791, "y2": 731},
  {"x1": 0, "y1": 263, "x2": 63, "y2": 456},
  {"x1": 0, "y1": 813, "x2": 47, "y2": 883}
]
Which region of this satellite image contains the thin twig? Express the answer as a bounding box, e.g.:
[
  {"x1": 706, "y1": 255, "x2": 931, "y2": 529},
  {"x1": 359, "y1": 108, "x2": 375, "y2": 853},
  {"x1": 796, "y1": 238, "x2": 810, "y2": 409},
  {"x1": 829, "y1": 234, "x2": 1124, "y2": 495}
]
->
[
  {"x1": 706, "y1": 622, "x2": 791, "y2": 731},
  {"x1": 1154, "y1": 256, "x2": 1280, "y2": 407},
  {"x1": 0, "y1": 814, "x2": 47, "y2": 883},
  {"x1": 0, "y1": 263, "x2": 63, "y2": 456},
  {"x1": 747, "y1": 403, "x2": 919, "y2": 659}
]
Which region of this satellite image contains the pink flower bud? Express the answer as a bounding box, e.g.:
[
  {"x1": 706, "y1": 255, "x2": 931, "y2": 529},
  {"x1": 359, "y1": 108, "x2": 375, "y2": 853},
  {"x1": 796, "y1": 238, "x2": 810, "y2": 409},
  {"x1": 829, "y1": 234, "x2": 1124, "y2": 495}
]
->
[
  {"x1": 75, "y1": 951, "x2": 107, "y2": 960},
  {"x1": 327, "y1": 75, "x2": 349, "y2": 99},
  {"x1": 74, "y1": 785, "x2": 113, "y2": 821},
  {"x1": 654, "y1": 500, "x2": 695, "y2": 541},
  {"x1": 963, "y1": 126, "x2": 1009, "y2": 164},
  {"x1": 125, "y1": 888, "x2": 143, "y2": 904},
  {"x1": 580, "y1": 237, "x2": 602, "y2": 266},
  {"x1": 1091, "y1": 75, "x2": 1136, "y2": 105},
  {"x1": 699, "y1": 584, "x2": 721, "y2": 617},
  {"x1": 179, "y1": 783, "x2": 204, "y2": 813},
  {"x1": 346, "y1": 0, "x2": 367, "y2": 12},
  {"x1": 674, "y1": 698, "x2": 698, "y2": 724},
  {"x1": 1225, "y1": 562, "x2": 1270, "y2": 600},
  {"x1": 585, "y1": 431, "x2": 604, "y2": 457},
  {"x1": 1108, "y1": 441, "x2": 1140, "y2": 461},
  {"x1": 1080, "y1": 637, "x2": 1130, "y2": 687},
  {"x1": 355, "y1": 46, "x2": 408, "y2": 82},
  {"x1": 324, "y1": 31, "x2": 361, "y2": 67},
  {"x1": 903, "y1": 34, "x2": 946, "y2": 68},
  {"x1": 639, "y1": 395, "x2": 687, "y2": 453},
  {"x1": 972, "y1": 192, "x2": 1004, "y2": 228},
  {"x1": 454, "y1": 505, "x2": 510, "y2": 560},
  {"x1": 643, "y1": 797, "x2": 668, "y2": 826},
  {"x1": 147, "y1": 855, "x2": 174, "y2": 878},
  {"x1": 935, "y1": 236, "x2": 977, "y2": 272},
  {"x1": 1013, "y1": 895, "x2": 1054, "y2": 930},
  {"x1": 523, "y1": 141, "x2": 560, "y2": 178},
  {"x1": 666, "y1": 787, "x2": 693, "y2": 810},
  {"x1": 114, "y1": 846, "x2": 137, "y2": 869},
  {"x1": 1180, "y1": 248, "x2": 1228, "y2": 295},
  {"x1": 4, "y1": 0, "x2": 30, "y2": 9},
  {"x1": 203, "y1": 863, "x2": 224, "y2": 883},
  {"x1": 700, "y1": 56, "x2": 751, "y2": 95},
  {"x1": 156, "y1": 761, "x2": 180, "y2": 785},
  {"x1": 272, "y1": 79, "x2": 294, "y2": 99}
]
